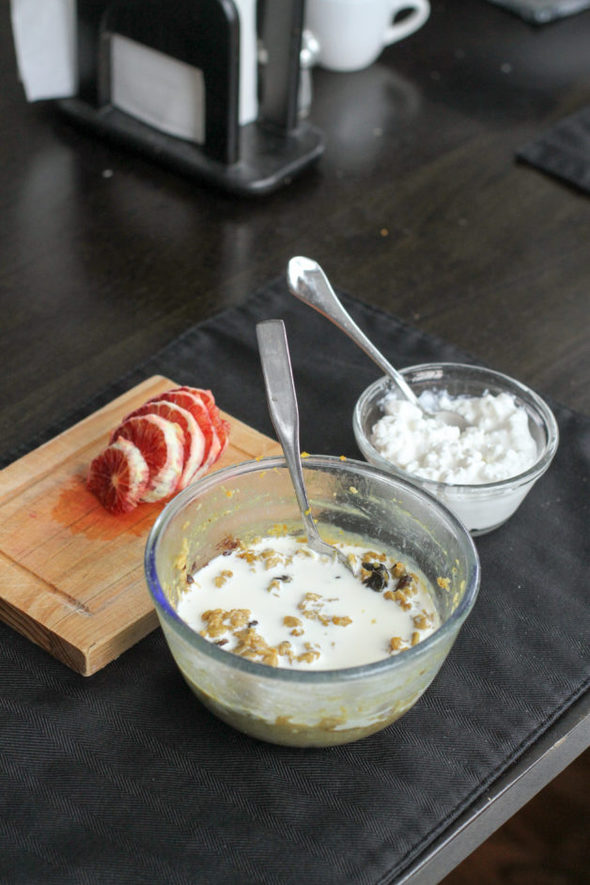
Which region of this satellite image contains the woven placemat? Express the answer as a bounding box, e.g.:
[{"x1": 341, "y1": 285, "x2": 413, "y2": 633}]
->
[
  {"x1": 1, "y1": 277, "x2": 588, "y2": 884},
  {"x1": 517, "y1": 104, "x2": 590, "y2": 194}
]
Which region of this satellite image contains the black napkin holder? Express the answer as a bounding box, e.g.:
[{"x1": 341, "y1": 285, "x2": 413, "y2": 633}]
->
[{"x1": 58, "y1": 0, "x2": 324, "y2": 196}]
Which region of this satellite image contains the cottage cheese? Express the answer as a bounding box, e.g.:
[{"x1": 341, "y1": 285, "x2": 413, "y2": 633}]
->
[
  {"x1": 371, "y1": 390, "x2": 538, "y2": 485},
  {"x1": 177, "y1": 535, "x2": 440, "y2": 670}
]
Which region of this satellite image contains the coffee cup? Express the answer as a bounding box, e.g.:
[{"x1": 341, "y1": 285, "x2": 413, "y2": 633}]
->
[{"x1": 305, "y1": 0, "x2": 430, "y2": 72}]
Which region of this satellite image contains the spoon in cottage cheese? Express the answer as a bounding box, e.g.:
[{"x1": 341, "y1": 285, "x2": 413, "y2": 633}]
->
[
  {"x1": 287, "y1": 256, "x2": 468, "y2": 431},
  {"x1": 256, "y1": 319, "x2": 355, "y2": 574}
]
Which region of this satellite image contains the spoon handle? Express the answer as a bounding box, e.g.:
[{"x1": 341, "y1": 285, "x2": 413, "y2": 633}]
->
[
  {"x1": 256, "y1": 320, "x2": 317, "y2": 540},
  {"x1": 287, "y1": 256, "x2": 417, "y2": 405}
]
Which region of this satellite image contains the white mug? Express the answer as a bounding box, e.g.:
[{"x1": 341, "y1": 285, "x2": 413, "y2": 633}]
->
[{"x1": 305, "y1": 0, "x2": 430, "y2": 72}]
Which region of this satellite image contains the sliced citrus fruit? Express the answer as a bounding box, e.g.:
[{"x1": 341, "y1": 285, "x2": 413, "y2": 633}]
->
[
  {"x1": 86, "y1": 437, "x2": 149, "y2": 514},
  {"x1": 111, "y1": 414, "x2": 184, "y2": 502},
  {"x1": 166, "y1": 386, "x2": 229, "y2": 465},
  {"x1": 147, "y1": 389, "x2": 220, "y2": 470},
  {"x1": 116, "y1": 400, "x2": 206, "y2": 490}
]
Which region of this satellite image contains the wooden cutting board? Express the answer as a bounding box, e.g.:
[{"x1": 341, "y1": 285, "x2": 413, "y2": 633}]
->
[{"x1": 0, "y1": 376, "x2": 281, "y2": 676}]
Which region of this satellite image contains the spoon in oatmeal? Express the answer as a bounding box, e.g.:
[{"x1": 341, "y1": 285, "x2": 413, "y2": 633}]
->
[
  {"x1": 256, "y1": 319, "x2": 355, "y2": 574},
  {"x1": 287, "y1": 256, "x2": 468, "y2": 431}
]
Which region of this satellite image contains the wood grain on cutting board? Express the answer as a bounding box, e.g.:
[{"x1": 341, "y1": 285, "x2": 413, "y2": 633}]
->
[{"x1": 0, "y1": 376, "x2": 281, "y2": 675}]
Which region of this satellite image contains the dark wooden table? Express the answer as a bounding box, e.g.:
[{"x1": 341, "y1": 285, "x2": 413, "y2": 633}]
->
[{"x1": 1, "y1": 1, "x2": 589, "y2": 881}]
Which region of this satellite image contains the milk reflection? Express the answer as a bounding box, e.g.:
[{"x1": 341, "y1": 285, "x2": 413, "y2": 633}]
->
[{"x1": 310, "y1": 64, "x2": 421, "y2": 172}]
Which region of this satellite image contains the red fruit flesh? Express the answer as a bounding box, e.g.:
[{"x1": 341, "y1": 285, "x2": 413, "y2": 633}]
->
[
  {"x1": 213, "y1": 415, "x2": 230, "y2": 460},
  {"x1": 168, "y1": 387, "x2": 229, "y2": 463},
  {"x1": 147, "y1": 389, "x2": 220, "y2": 469},
  {"x1": 111, "y1": 414, "x2": 185, "y2": 502},
  {"x1": 87, "y1": 437, "x2": 149, "y2": 514},
  {"x1": 194, "y1": 389, "x2": 230, "y2": 459},
  {"x1": 117, "y1": 400, "x2": 206, "y2": 490}
]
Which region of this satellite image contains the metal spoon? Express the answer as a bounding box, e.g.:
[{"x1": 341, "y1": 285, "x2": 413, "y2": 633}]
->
[
  {"x1": 256, "y1": 319, "x2": 354, "y2": 573},
  {"x1": 287, "y1": 256, "x2": 468, "y2": 430}
]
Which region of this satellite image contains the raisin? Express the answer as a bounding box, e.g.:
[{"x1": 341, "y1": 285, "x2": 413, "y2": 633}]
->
[
  {"x1": 362, "y1": 562, "x2": 390, "y2": 591},
  {"x1": 397, "y1": 574, "x2": 413, "y2": 590}
]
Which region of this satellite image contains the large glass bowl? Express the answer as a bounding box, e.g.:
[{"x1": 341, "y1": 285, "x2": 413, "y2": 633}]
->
[
  {"x1": 145, "y1": 455, "x2": 480, "y2": 747},
  {"x1": 353, "y1": 363, "x2": 559, "y2": 535}
]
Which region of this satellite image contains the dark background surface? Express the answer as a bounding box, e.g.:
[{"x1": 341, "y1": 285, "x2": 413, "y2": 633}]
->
[
  {"x1": 1, "y1": 0, "x2": 589, "y2": 464},
  {"x1": 1, "y1": 0, "x2": 589, "y2": 882}
]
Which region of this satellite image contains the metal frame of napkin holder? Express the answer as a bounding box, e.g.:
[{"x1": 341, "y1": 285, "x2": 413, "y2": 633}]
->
[{"x1": 58, "y1": 0, "x2": 324, "y2": 196}]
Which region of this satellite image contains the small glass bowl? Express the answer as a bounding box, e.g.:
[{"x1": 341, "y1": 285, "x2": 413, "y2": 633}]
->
[
  {"x1": 145, "y1": 455, "x2": 480, "y2": 747},
  {"x1": 353, "y1": 363, "x2": 559, "y2": 535}
]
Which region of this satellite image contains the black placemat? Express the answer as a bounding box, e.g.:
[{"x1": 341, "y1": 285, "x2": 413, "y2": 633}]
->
[
  {"x1": 1, "y1": 278, "x2": 589, "y2": 885},
  {"x1": 517, "y1": 105, "x2": 590, "y2": 194}
]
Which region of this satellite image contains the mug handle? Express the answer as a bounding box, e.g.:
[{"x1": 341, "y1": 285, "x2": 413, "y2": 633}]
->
[{"x1": 385, "y1": 0, "x2": 430, "y2": 46}]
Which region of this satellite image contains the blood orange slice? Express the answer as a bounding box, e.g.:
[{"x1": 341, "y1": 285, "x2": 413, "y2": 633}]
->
[
  {"x1": 116, "y1": 401, "x2": 206, "y2": 490},
  {"x1": 176, "y1": 386, "x2": 230, "y2": 461},
  {"x1": 111, "y1": 414, "x2": 184, "y2": 502},
  {"x1": 87, "y1": 437, "x2": 149, "y2": 514},
  {"x1": 147, "y1": 389, "x2": 220, "y2": 471}
]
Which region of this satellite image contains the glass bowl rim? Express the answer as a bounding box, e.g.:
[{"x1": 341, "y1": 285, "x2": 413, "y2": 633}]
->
[
  {"x1": 145, "y1": 453, "x2": 480, "y2": 685},
  {"x1": 353, "y1": 362, "x2": 560, "y2": 493}
]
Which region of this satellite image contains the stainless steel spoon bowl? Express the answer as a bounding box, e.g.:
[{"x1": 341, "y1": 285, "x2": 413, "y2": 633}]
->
[
  {"x1": 256, "y1": 319, "x2": 354, "y2": 573},
  {"x1": 287, "y1": 256, "x2": 467, "y2": 431}
]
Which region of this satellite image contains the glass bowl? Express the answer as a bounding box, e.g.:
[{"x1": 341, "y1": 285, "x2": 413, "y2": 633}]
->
[
  {"x1": 353, "y1": 363, "x2": 559, "y2": 535},
  {"x1": 144, "y1": 455, "x2": 480, "y2": 747}
]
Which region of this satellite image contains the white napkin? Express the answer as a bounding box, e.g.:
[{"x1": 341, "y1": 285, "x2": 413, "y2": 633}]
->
[
  {"x1": 111, "y1": 35, "x2": 207, "y2": 144},
  {"x1": 10, "y1": 0, "x2": 77, "y2": 101}
]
